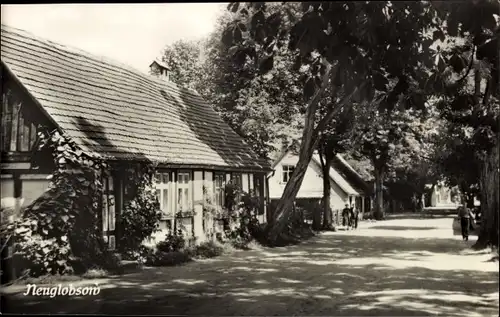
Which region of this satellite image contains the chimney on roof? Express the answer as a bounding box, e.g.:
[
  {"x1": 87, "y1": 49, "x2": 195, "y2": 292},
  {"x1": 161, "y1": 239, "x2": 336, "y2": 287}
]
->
[{"x1": 149, "y1": 59, "x2": 170, "y2": 82}]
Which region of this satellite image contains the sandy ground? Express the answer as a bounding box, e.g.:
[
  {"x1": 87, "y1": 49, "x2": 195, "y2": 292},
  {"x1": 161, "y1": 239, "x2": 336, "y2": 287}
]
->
[{"x1": 1, "y1": 216, "x2": 498, "y2": 316}]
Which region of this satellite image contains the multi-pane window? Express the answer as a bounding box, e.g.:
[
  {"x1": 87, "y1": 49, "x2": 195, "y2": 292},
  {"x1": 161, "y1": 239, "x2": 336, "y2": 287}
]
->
[
  {"x1": 177, "y1": 171, "x2": 191, "y2": 212},
  {"x1": 232, "y1": 173, "x2": 242, "y2": 189},
  {"x1": 232, "y1": 173, "x2": 243, "y2": 203},
  {"x1": 249, "y1": 173, "x2": 255, "y2": 195},
  {"x1": 155, "y1": 172, "x2": 172, "y2": 217},
  {"x1": 282, "y1": 165, "x2": 295, "y2": 183},
  {"x1": 214, "y1": 173, "x2": 226, "y2": 211},
  {"x1": 102, "y1": 176, "x2": 116, "y2": 251},
  {"x1": 254, "y1": 174, "x2": 265, "y2": 215},
  {"x1": 1, "y1": 88, "x2": 37, "y2": 153}
]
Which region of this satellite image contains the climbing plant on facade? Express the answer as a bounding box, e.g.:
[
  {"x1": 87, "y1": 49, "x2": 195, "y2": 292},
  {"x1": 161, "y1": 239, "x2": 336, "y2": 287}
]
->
[
  {"x1": 118, "y1": 163, "x2": 162, "y2": 256},
  {"x1": 7, "y1": 129, "x2": 118, "y2": 277}
]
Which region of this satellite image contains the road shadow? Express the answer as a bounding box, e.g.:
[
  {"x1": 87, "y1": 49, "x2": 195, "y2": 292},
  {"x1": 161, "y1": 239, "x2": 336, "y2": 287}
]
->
[
  {"x1": 369, "y1": 226, "x2": 439, "y2": 231},
  {"x1": 3, "y1": 219, "x2": 498, "y2": 316},
  {"x1": 383, "y1": 213, "x2": 456, "y2": 220}
]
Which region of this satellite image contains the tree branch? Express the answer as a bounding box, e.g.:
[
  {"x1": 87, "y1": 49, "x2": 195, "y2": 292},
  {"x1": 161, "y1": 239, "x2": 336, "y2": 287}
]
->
[
  {"x1": 418, "y1": 153, "x2": 440, "y2": 164},
  {"x1": 302, "y1": 61, "x2": 336, "y2": 143},
  {"x1": 313, "y1": 82, "x2": 366, "y2": 136},
  {"x1": 451, "y1": 45, "x2": 475, "y2": 88},
  {"x1": 318, "y1": 144, "x2": 326, "y2": 170}
]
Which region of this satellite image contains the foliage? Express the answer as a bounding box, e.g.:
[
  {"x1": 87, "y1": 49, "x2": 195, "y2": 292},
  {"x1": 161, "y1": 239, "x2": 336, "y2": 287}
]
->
[
  {"x1": 159, "y1": 9, "x2": 304, "y2": 158},
  {"x1": 318, "y1": 105, "x2": 355, "y2": 157},
  {"x1": 316, "y1": 104, "x2": 356, "y2": 228},
  {"x1": 145, "y1": 250, "x2": 192, "y2": 267},
  {"x1": 145, "y1": 239, "x2": 228, "y2": 267},
  {"x1": 156, "y1": 228, "x2": 186, "y2": 253},
  {"x1": 225, "y1": 192, "x2": 264, "y2": 248},
  {"x1": 160, "y1": 39, "x2": 205, "y2": 90},
  {"x1": 191, "y1": 241, "x2": 227, "y2": 258},
  {"x1": 222, "y1": 1, "x2": 439, "y2": 241},
  {"x1": 120, "y1": 245, "x2": 154, "y2": 265},
  {"x1": 5, "y1": 130, "x2": 118, "y2": 277},
  {"x1": 428, "y1": 0, "x2": 499, "y2": 163},
  {"x1": 428, "y1": 0, "x2": 499, "y2": 248},
  {"x1": 294, "y1": 198, "x2": 322, "y2": 223},
  {"x1": 118, "y1": 164, "x2": 162, "y2": 254},
  {"x1": 435, "y1": 126, "x2": 481, "y2": 201},
  {"x1": 347, "y1": 99, "x2": 442, "y2": 217},
  {"x1": 225, "y1": 2, "x2": 437, "y2": 110}
]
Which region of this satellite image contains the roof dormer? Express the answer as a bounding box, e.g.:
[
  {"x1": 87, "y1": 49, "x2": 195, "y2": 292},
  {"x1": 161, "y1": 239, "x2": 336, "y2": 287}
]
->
[{"x1": 149, "y1": 59, "x2": 170, "y2": 82}]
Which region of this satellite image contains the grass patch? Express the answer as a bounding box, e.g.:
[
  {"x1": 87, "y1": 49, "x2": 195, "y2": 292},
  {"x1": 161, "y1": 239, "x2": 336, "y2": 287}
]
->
[
  {"x1": 144, "y1": 240, "x2": 238, "y2": 267},
  {"x1": 145, "y1": 250, "x2": 193, "y2": 267},
  {"x1": 81, "y1": 268, "x2": 110, "y2": 279},
  {"x1": 191, "y1": 241, "x2": 232, "y2": 258},
  {"x1": 144, "y1": 238, "x2": 267, "y2": 267}
]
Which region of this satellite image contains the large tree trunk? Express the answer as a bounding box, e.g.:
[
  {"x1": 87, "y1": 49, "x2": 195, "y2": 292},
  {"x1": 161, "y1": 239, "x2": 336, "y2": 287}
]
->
[
  {"x1": 266, "y1": 62, "x2": 334, "y2": 244},
  {"x1": 266, "y1": 65, "x2": 364, "y2": 244},
  {"x1": 373, "y1": 166, "x2": 385, "y2": 220},
  {"x1": 473, "y1": 143, "x2": 499, "y2": 250},
  {"x1": 318, "y1": 147, "x2": 334, "y2": 230},
  {"x1": 471, "y1": 62, "x2": 499, "y2": 249},
  {"x1": 267, "y1": 133, "x2": 318, "y2": 242}
]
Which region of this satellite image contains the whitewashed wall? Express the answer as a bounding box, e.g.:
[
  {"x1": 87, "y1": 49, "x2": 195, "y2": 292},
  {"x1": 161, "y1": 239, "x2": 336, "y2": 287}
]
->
[
  {"x1": 268, "y1": 152, "x2": 348, "y2": 210},
  {"x1": 1, "y1": 174, "x2": 50, "y2": 207}
]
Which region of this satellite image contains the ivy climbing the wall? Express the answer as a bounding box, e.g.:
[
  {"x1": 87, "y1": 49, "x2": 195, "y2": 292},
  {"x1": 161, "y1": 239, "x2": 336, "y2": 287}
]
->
[
  {"x1": 5, "y1": 130, "x2": 119, "y2": 277},
  {"x1": 119, "y1": 163, "x2": 162, "y2": 258}
]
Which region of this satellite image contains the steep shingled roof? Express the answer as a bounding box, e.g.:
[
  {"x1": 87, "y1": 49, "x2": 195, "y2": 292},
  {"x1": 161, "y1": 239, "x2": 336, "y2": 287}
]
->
[{"x1": 1, "y1": 24, "x2": 271, "y2": 172}]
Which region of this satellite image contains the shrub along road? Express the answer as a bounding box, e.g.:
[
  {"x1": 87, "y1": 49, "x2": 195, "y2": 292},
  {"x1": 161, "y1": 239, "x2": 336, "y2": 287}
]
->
[{"x1": 2, "y1": 216, "x2": 498, "y2": 316}]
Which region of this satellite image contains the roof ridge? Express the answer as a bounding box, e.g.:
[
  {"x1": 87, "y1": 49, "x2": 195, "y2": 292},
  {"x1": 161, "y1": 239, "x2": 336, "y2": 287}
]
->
[{"x1": 0, "y1": 23, "x2": 201, "y2": 97}]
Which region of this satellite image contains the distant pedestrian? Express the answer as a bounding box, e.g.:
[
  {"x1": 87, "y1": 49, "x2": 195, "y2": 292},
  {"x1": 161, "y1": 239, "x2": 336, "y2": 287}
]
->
[
  {"x1": 342, "y1": 204, "x2": 351, "y2": 229},
  {"x1": 348, "y1": 207, "x2": 355, "y2": 228},
  {"x1": 352, "y1": 207, "x2": 359, "y2": 229},
  {"x1": 457, "y1": 205, "x2": 471, "y2": 241},
  {"x1": 469, "y1": 208, "x2": 476, "y2": 231}
]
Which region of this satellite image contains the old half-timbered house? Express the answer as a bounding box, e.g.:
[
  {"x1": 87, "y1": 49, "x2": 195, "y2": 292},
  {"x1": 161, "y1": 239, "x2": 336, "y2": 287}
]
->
[{"x1": 0, "y1": 24, "x2": 272, "y2": 250}]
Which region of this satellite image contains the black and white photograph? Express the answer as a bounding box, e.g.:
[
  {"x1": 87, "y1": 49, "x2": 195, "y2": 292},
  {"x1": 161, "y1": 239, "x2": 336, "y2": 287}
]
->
[{"x1": 0, "y1": 2, "x2": 499, "y2": 316}]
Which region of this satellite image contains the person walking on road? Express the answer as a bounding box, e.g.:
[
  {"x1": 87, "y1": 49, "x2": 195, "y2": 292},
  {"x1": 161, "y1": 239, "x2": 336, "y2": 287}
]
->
[
  {"x1": 342, "y1": 204, "x2": 351, "y2": 229},
  {"x1": 351, "y1": 206, "x2": 359, "y2": 229},
  {"x1": 457, "y1": 204, "x2": 471, "y2": 241}
]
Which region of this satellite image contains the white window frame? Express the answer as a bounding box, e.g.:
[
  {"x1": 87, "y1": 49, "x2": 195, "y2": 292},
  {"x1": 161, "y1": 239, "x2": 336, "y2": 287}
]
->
[
  {"x1": 102, "y1": 175, "x2": 116, "y2": 251},
  {"x1": 282, "y1": 165, "x2": 295, "y2": 184},
  {"x1": 176, "y1": 171, "x2": 193, "y2": 213},
  {"x1": 155, "y1": 172, "x2": 173, "y2": 219},
  {"x1": 214, "y1": 172, "x2": 226, "y2": 211}
]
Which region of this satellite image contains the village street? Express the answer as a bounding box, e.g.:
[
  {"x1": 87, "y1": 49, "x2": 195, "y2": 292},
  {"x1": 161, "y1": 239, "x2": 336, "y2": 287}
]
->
[{"x1": 2, "y1": 216, "x2": 498, "y2": 316}]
